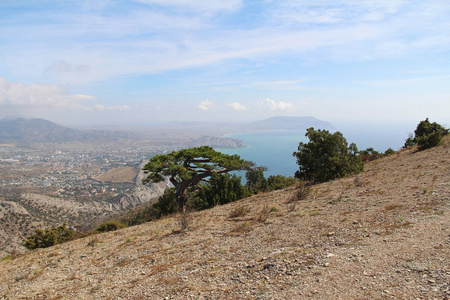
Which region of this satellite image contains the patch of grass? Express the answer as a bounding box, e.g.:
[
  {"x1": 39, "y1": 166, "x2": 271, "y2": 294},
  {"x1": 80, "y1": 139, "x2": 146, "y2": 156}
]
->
[
  {"x1": 288, "y1": 181, "x2": 311, "y2": 203},
  {"x1": 115, "y1": 257, "x2": 131, "y2": 267},
  {"x1": 87, "y1": 235, "x2": 101, "y2": 247},
  {"x1": 178, "y1": 210, "x2": 192, "y2": 232},
  {"x1": 32, "y1": 267, "x2": 44, "y2": 278},
  {"x1": 229, "y1": 205, "x2": 250, "y2": 218},
  {"x1": 256, "y1": 204, "x2": 270, "y2": 223},
  {"x1": 386, "y1": 221, "x2": 413, "y2": 230},
  {"x1": 227, "y1": 221, "x2": 253, "y2": 235},
  {"x1": 1, "y1": 255, "x2": 12, "y2": 262},
  {"x1": 383, "y1": 204, "x2": 404, "y2": 211}
]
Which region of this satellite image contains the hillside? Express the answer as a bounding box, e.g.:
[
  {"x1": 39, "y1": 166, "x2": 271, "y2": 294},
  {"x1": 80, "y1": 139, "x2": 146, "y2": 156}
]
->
[
  {"x1": 243, "y1": 116, "x2": 334, "y2": 132},
  {"x1": 1, "y1": 137, "x2": 449, "y2": 299},
  {"x1": 0, "y1": 118, "x2": 139, "y2": 144}
]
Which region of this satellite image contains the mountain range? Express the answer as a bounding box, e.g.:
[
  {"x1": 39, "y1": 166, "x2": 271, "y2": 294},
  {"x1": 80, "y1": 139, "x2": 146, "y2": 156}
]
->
[
  {"x1": 0, "y1": 118, "x2": 138, "y2": 144},
  {"x1": 0, "y1": 116, "x2": 333, "y2": 146}
]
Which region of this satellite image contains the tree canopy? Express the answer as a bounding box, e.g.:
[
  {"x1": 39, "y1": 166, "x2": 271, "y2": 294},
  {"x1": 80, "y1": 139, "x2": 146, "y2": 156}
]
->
[
  {"x1": 293, "y1": 127, "x2": 364, "y2": 183},
  {"x1": 142, "y1": 146, "x2": 252, "y2": 213}
]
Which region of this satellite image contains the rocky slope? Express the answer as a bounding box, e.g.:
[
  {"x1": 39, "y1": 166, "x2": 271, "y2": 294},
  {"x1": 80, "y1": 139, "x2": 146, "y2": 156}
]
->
[
  {"x1": 0, "y1": 164, "x2": 166, "y2": 257},
  {"x1": 0, "y1": 137, "x2": 449, "y2": 299}
]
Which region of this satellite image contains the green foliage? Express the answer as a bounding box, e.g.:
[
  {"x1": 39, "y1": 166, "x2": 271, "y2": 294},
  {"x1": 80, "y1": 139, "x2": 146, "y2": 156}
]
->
[
  {"x1": 414, "y1": 118, "x2": 448, "y2": 150},
  {"x1": 359, "y1": 147, "x2": 383, "y2": 162},
  {"x1": 245, "y1": 169, "x2": 268, "y2": 194},
  {"x1": 403, "y1": 133, "x2": 415, "y2": 148},
  {"x1": 403, "y1": 118, "x2": 449, "y2": 150},
  {"x1": 384, "y1": 148, "x2": 395, "y2": 156},
  {"x1": 267, "y1": 175, "x2": 296, "y2": 190},
  {"x1": 142, "y1": 146, "x2": 252, "y2": 213},
  {"x1": 142, "y1": 146, "x2": 251, "y2": 185},
  {"x1": 152, "y1": 188, "x2": 178, "y2": 217},
  {"x1": 121, "y1": 188, "x2": 179, "y2": 226},
  {"x1": 95, "y1": 220, "x2": 127, "y2": 232},
  {"x1": 24, "y1": 223, "x2": 75, "y2": 250},
  {"x1": 293, "y1": 127, "x2": 364, "y2": 183},
  {"x1": 245, "y1": 169, "x2": 296, "y2": 194},
  {"x1": 191, "y1": 173, "x2": 248, "y2": 210}
]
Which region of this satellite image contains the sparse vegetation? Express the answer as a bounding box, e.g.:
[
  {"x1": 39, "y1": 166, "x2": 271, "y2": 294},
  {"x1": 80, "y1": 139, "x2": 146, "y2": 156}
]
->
[
  {"x1": 24, "y1": 223, "x2": 75, "y2": 250},
  {"x1": 288, "y1": 181, "x2": 311, "y2": 203},
  {"x1": 178, "y1": 210, "x2": 192, "y2": 231},
  {"x1": 229, "y1": 205, "x2": 251, "y2": 218},
  {"x1": 95, "y1": 220, "x2": 127, "y2": 232}
]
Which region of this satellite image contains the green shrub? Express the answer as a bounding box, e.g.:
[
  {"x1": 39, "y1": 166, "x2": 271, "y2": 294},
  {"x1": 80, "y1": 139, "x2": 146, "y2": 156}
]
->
[
  {"x1": 267, "y1": 175, "x2": 296, "y2": 190},
  {"x1": 191, "y1": 173, "x2": 248, "y2": 210},
  {"x1": 95, "y1": 220, "x2": 126, "y2": 232},
  {"x1": 293, "y1": 127, "x2": 364, "y2": 183},
  {"x1": 24, "y1": 223, "x2": 75, "y2": 250},
  {"x1": 245, "y1": 169, "x2": 268, "y2": 194},
  {"x1": 404, "y1": 118, "x2": 449, "y2": 150},
  {"x1": 152, "y1": 188, "x2": 178, "y2": 217},
  {"x1": 384, "y1": 148, "x2": 395, "y2": 156}
]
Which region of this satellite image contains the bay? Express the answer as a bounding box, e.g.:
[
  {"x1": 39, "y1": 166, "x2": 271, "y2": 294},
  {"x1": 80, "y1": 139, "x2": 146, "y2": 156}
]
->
[
  {"x1": 218, "y1": 130, "x2": 307, "y2": 178},
  {"x1": 217, "y1": 123, "x2": 408, "y2": 180}
]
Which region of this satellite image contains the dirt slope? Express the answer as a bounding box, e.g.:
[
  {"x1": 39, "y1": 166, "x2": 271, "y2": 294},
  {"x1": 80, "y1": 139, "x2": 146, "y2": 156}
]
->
[{"x1": 1, "y1": 137, "x2": 449, "y2": 299}]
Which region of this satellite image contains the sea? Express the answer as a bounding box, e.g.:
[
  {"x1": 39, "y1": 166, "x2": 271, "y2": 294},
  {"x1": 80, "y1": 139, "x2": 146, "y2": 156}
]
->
[
  {"x1": 217, "y1": 123, "x2": 410, "y2": 179},
  {"x1": 218, "y1": 130, "x2": 306, "y2": 179}
]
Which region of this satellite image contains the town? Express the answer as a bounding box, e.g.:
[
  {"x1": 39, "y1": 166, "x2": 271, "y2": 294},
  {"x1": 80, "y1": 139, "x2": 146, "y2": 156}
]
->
[{"x1": 0, "y1": 143, "x2": 176, "y2": 198}]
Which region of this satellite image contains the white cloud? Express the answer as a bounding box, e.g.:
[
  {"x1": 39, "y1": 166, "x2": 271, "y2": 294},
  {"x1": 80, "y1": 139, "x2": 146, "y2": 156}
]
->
[
  {"x1": 0, "y1": 76, "x2": 94, "y2": 110},
  {"x1": 263, "y1": 98, "x2": 293, "y2": 111},
  {"x1": 198, "y1": 99, "x2": 213, "y2": 111},
  {"x1": 228, "y1": 102, "x2": 246, "y2": 111}
]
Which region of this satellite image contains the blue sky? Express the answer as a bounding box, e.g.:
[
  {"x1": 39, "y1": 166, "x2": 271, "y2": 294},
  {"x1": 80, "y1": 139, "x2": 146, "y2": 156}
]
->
[{"x1": 0, "y1": 0, "x2": 449, "y2": 127}]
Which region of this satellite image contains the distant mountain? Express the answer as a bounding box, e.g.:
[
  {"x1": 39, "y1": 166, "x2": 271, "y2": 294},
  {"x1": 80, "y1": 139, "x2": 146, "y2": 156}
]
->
[
  {"x1": 0, "y1": 118, "x2": 138, "y2": 143},
  {"x1": 241, "y1": 116, "x2": 334, "y2": 132}
]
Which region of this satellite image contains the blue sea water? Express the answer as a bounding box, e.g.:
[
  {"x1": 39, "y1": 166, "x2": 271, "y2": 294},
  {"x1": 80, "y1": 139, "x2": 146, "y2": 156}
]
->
[
  {"x1": 217, "y1": 123, "x2": 409, "y2": 179},
  {"x1": 218, "y1": 130, "x2": 308, "y2": 178}
]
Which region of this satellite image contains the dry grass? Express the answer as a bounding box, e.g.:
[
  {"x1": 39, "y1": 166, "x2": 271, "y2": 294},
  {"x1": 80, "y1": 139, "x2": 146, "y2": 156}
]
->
[
  {"x1": 228, "y1": 205, "x2": 251, "y2": 218},
  {"x1": 383, "y1": 204, "x2": 404, "y2": 211}
]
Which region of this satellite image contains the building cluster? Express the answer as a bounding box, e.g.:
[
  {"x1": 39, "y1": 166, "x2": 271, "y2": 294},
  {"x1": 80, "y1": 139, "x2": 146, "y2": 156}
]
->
[{"x1": 0, "y1": 144, "x2": 175, "y2": 196}]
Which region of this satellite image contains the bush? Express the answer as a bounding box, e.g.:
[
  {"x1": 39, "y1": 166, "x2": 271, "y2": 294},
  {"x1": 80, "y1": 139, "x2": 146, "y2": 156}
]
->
[
  {"x1": 384, "y1": 148, "x2": 395, "y2": 156},
  {"x1": 245, "y1": 169, "x2": 268, "y2": 194},
  {"x1": 293, "y1": 127, "x2": 364, "y2": 183},
  {"x1": 359, "y1": 147, "x2": 383, "y2": 162},
  {"x1": 267, "y1": 175, "x2": 296, "y2": 190},
  {"x1": 153, "y1": 188, "x2": 179, "y2": 217},
  {"x1": 95, "y1": 220, "x2": 127, "y2": 232},
  {"x1": 404, "y1": 118, "x2": 449, "y2": 150},
  {"x1": 191, "y1": 173, "x2": 248, "y2": 210},
  {"x1": 24, "y1": 223, "x2": 75, "y2": 250},
  {"x1": 288, "y1": 181, "x2": 311, "y2": 202}
]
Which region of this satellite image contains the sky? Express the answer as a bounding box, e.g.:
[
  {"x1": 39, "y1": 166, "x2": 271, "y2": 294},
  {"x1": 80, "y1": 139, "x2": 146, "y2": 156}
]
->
[{"x1": 1, "y1": 0, "x2": 449, "y2": 128}]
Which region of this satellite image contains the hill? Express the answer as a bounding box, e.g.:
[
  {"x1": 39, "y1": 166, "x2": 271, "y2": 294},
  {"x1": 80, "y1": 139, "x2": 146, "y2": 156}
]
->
[
  {"x1": 1, "y1": 138, "x2": 449, "y2": 299},
  {"x1": 0, "y1": 118, "x2": 139, "y2": 144},
  {"x1": 242, "y1": 116, "x2": 334, "y2": 132}
]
